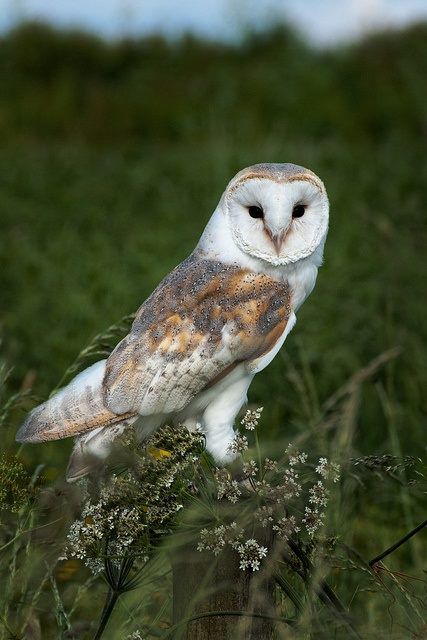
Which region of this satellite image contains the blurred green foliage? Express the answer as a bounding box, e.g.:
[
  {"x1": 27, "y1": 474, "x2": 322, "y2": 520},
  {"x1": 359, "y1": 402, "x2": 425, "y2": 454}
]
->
[
  {"x1": 0, "y1": 21, "x2": 426, "y2": 471},
  {"x1": 2, "y1": 22, "x2": 427, "y2": 143}
]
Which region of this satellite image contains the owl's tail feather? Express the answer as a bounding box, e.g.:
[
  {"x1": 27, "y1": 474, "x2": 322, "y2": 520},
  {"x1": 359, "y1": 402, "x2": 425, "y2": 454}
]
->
[{"x1": 16, "y1": 359, "x2": 136, "y2": 444}]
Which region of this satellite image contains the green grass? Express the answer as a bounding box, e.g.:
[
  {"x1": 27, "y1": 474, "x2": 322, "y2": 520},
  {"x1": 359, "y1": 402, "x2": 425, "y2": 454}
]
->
[
  {"x1": 0, "y1": 21, "x2": 426, "y2": 639},
  {"x1": 1, "y1": 140, "x2": 425, "y2": 462}
]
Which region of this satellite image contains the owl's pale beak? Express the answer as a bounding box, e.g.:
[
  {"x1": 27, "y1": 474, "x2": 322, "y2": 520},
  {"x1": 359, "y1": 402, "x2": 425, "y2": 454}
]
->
[{"x1": 265, "y1": 226, "x2": 287, "y2": 255}]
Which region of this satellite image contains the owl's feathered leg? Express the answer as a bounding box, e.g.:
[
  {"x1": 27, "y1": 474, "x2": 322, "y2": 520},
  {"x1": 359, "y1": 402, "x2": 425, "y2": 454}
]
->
[
  {"x1": 66, "y1": 417, "x2": 138, "y2": 481},
  {"x1": 67, "y1": 413, "x2": 164, "y2": 482},
  {"x1": 202, "y1": 374, "x2": 253, "y2": 463}
]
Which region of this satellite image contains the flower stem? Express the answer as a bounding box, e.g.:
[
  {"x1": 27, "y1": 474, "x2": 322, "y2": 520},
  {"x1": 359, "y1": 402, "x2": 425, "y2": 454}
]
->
[
  {"x1": 92, "y1": 588, "x2": 119, "y2": 640},
  {"x1": 254, "y1": 428, "x2": 263, "y2": 477}
]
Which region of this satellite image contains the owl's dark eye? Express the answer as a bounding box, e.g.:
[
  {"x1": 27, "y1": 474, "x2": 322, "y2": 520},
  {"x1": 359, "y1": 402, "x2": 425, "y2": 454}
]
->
[
  {"x1": 292, "y1": 204, "x2": 306, "y2": 218},
  {"x1": 248, "y1": 205, "x2": 264, "y2": 219}
]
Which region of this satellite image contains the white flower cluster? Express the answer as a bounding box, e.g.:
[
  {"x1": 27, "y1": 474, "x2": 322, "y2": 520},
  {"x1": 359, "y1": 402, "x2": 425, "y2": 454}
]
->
[
  {"x1": 264, "y1": 458, "x2": 279, "y2": 473},
  {"x1": 126, "y1": 632, "x2": 145, "y2": 640},
  {"x1": 241, "y1": 407, "x2": 263, "y2": 431},
  {"x1": 309, "y1": 480, "x2": 329, "y2": 507},
  {"x1": 272, "y1": 515, "x2": 300, "y2": 540},
  {"x1": 64, "y1": 424, "x2": 204, "y2": 575},
  {"x1": 197, "y1": 522, "x2": 243, "y2": 556},
  {"x1": 198, "y1": 433, "x2": 342, "y2": 569},
  {"x1": 228, "y1": 434, "x2": 249, "y2": 454},
  {"x1": 255, "y1": 466, "x2": 302, "y2": 502},
  {"x1": 197, "y1": 525, "x2": 267, "y2": 572},
  {"x1": 235, "y1": 539, "x2": 268, "y2": 572},
  {"x1": 242, "y1": 460, "x2": 258, "y2": 477},
  {"x1": 285, "y1": 444, "x2": 308, "y2": 467},
  {"x1": 302, "y1": 507, "x2": 325, "y2": 536},
  {"x1": 65, "y1": 490, "x2": 149, "y2": 574},
  {"x1": 214, "y1": 468, "x2": 242, "y2": 503},
  {"x1": 254, "y1": 505, "x2": 274, "y2": 527},
  {"x1": 316, "y1": 458, "x2": 340, "y2": 483}
]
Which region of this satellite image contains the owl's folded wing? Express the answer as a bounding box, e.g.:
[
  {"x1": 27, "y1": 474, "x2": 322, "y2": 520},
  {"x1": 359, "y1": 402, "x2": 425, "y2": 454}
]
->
[
  {"x1": 16, "y1": 259, "x2": 292, "y2": 444},
  {"x1": 103, "y1": 257, "x2": 292, "y2": 417}
]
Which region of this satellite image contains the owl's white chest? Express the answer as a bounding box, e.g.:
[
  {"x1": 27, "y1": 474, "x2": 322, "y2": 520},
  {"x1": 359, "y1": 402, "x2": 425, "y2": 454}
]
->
[{"x1": 284, "y1": 259, "x2": 319, "y2": 311}]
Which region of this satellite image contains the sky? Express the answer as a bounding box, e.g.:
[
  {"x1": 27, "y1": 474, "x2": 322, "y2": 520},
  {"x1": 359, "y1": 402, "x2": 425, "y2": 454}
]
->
[{"x1": 2, "y1": 0, "x2": 427, "y2": 46}]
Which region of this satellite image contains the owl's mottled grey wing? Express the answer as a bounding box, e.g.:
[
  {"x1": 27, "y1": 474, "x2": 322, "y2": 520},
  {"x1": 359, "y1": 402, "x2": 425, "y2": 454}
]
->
[{"x1": 103, "y1": 256, "x2": 291, "y2": 416}]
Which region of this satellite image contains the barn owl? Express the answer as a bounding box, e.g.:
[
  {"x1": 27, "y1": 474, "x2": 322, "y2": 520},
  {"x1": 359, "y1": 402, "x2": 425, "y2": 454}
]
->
[{"x1": 17, "y1": 163, "x2": 329, "y2": 480}]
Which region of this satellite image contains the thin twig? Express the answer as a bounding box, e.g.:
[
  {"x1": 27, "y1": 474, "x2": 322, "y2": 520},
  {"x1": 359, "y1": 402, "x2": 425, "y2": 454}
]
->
[
  {"x1": 285, "y1": 539, "x2": 362, "y2": 639},
  {"x1": 369, "y1": 519, "x2": 427, "y2": 567},
  {"x1": 160, "y1": 610, "x2": 295, "y2": 638},
  {"x1": 322, "y1": 347, "x2": 401, "y2": 414}
]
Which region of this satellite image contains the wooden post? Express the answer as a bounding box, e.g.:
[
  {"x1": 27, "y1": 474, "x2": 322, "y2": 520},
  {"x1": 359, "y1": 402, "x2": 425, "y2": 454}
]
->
[{"x1": 171, "y1": 530, "x2": 275, "y2": 640}]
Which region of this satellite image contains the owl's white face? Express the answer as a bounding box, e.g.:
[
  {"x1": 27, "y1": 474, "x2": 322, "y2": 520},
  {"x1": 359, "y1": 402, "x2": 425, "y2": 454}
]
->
[{"x1": 224, "y1": 166, "x2": 329, "y2": 267}]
